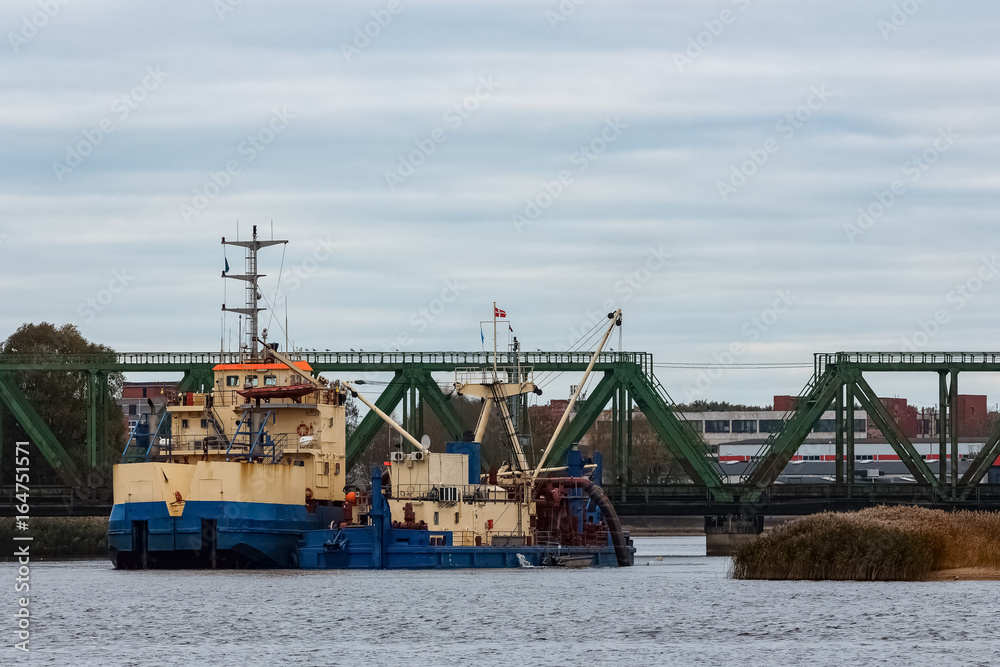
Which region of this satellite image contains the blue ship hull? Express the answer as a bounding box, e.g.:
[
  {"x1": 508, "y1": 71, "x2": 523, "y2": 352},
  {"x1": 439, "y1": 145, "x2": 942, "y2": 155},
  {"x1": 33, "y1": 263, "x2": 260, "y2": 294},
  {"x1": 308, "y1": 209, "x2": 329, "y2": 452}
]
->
[
  {"x1": 108, "y1": 500, "x2": 327, "y2": 569},
  {"x1": 109, "y1": 499, "x2": 630, "y2": 570},
  {"x1": 110, "y1": 454, "x2": 634, "y2": 569},
  {"x1": 295, "y1": 526, "x2": 623, "y2": 569}
]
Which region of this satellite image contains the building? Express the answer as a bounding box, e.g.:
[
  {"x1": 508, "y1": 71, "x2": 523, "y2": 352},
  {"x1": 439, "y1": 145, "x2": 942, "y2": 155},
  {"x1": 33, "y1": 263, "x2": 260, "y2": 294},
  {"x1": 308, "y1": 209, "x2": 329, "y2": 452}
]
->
[
  {"x1": 119, "y1": 381, "x2": 176, "y2": 432},
  {"x1": 679, "y1": 406, "x2": 869, "y2": 448},
  {"x1": 579, "y1": 393, "x2": 998, "y2": 468}
]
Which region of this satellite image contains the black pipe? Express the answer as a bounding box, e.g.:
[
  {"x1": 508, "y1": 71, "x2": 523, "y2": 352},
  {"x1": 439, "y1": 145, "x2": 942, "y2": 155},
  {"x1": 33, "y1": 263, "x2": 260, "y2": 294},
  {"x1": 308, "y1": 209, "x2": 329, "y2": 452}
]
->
[{"x1": 540, "y1": 478, "x2": 632, "y2": 567}]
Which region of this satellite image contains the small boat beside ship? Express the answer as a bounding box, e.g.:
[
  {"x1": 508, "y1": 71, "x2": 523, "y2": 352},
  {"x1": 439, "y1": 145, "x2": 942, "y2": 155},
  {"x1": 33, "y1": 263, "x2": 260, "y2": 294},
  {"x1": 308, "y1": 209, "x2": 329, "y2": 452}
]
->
[{"x1": 108, "y1": 227, "x2": 634, "y2": 570}]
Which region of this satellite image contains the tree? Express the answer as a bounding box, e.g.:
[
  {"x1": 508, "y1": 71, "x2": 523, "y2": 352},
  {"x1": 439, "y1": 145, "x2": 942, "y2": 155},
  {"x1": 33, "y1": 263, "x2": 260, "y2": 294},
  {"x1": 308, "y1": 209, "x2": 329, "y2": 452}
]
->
[
  {"x1": 344, "y1": 394, "x2": 360, "y2": 440},
  {"x1": 675, "y1": 399, "x2": 768, "y2": 412},
  {"x1": 1, "y1": 323, "x2": 126, "y2": 486}
]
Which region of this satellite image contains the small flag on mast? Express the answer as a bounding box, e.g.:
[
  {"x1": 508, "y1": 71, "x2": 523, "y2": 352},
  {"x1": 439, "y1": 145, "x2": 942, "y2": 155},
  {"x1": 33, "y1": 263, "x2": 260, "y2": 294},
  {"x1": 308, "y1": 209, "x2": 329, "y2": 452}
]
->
[
  {"x1": 224, "y1": 258, "x2": 230, "y2": 274},
  {"x1": 494, "y1": 306, "x2": 506, "y2": 318},
  {"x1": 480, "y1": 325, "x2": 485, "y2": 344}
]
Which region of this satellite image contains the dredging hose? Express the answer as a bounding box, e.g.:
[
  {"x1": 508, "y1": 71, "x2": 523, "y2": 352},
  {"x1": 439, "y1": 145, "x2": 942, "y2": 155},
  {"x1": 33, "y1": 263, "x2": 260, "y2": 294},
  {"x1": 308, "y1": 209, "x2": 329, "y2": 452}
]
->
[{"x1": 540, "y1": 477, "x2": 632, "y2": 567}]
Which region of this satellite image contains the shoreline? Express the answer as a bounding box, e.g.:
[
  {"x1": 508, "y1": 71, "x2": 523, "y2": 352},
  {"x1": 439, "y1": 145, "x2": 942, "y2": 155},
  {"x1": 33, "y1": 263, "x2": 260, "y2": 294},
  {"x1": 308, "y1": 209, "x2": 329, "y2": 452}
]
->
[{"x1": 922, "y1": 567, "x2": 1000, "y2": 581}]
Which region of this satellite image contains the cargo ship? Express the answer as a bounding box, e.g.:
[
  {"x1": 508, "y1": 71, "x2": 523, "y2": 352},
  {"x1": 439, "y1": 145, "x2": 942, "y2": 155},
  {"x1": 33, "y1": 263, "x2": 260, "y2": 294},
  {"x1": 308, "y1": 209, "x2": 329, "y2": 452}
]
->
[{"x1": 108, "y1": 228, "x2": 634, "y2": 569}]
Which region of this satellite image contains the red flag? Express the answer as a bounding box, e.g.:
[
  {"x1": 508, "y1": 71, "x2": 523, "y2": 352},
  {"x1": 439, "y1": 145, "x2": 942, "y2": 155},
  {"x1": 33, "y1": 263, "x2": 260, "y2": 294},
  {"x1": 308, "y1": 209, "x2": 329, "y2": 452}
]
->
[{"x1": 495, "y1": 306, "x2": 506, "y2": 318}]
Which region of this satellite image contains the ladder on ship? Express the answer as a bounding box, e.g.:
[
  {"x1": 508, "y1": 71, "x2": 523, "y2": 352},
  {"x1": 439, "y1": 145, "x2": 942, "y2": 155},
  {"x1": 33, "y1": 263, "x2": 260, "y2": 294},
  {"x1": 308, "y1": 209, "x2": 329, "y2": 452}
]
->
[
  {"x1": 121, "y1": 412, "x2": 172, "y2": 463},
  {"x1": 489, "y1": 381, "x2": 529, "y2": 472},
  {"x1": 226, "y1": 409, "x2": 285, "y2": 463},
  {"x1": 203, "y1": 406, "x2": 231, "y2": 450}
]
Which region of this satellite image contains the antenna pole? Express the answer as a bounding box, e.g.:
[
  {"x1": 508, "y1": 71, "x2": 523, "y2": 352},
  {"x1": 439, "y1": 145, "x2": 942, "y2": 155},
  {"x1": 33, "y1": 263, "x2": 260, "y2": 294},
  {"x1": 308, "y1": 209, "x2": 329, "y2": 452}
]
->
[{"x1": 222, "y1": 225, "x2": 287, "y2": 359}]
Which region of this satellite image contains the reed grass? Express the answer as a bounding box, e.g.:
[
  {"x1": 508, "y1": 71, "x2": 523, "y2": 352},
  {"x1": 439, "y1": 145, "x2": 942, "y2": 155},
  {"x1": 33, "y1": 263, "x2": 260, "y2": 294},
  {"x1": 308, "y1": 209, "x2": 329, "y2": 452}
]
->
[
  {"x1": 1, "y1": 516, "x2": 108, "y2": 558},
  {"x1": 731, "y1": 506, "x2": 1000, "y2": 581}
]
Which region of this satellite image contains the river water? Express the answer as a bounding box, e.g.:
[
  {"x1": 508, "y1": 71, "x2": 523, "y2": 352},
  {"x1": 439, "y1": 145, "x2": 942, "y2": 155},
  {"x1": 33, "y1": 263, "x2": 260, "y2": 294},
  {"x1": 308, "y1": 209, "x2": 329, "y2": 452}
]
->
[{"x1": 5, "y1": 537, "x2": 999, "y2": 666}]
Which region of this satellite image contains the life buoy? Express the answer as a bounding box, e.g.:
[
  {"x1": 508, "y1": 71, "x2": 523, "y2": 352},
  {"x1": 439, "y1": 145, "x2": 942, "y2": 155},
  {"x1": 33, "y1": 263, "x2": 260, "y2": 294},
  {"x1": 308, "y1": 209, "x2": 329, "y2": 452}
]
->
[{"x1": 297, "y1": 423, "x2": 309, "y2": 436}]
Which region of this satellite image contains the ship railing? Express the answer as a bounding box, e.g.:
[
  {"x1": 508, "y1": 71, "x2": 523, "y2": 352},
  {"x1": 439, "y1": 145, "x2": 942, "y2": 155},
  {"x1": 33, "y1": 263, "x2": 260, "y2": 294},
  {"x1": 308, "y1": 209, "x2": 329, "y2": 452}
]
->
[
  {"x1": 455, "y1": 366, "x2": 535, "y2": 386},
  {"x1": 157, "y1": 431, "x2": 298, "y2": 459},
  {"x1": 388, "y1": 483, "x2": 525, "y2": 504},
  {"x1": 0, "y1": 349, "x2": 650, "y2": 369},
  {"x1": 533, "y1": 529, "x2": 612, "y2": 547},
  {"x1": 445, "y1": 531, "x2": 535, "y2": 547},
  {"x1": 427, "y1": 530, "x2": 610, "y2": 548}
]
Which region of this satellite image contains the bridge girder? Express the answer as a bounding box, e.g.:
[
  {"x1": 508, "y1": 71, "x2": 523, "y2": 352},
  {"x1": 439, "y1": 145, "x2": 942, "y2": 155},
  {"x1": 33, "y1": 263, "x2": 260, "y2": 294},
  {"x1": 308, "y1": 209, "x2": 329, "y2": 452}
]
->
[
  {"x1": 850, "y1": 373, "x2": 940, "y2": 490},
  {"x1": 3, "y1": 350, "x2": 1000, "y2": 509},
  {"x1": 0, "y1": 372, "x2": 86, "y2": 489},
  {"x1": 345, "y1": 368, "x2": 464, "y2": 470}
]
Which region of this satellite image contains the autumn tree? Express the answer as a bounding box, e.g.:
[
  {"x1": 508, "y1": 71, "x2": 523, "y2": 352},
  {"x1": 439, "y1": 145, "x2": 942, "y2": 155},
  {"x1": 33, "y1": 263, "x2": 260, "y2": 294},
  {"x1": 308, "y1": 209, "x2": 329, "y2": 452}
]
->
[{"x1": 1, "y1": 323, "x2": 126, "y2": 485}]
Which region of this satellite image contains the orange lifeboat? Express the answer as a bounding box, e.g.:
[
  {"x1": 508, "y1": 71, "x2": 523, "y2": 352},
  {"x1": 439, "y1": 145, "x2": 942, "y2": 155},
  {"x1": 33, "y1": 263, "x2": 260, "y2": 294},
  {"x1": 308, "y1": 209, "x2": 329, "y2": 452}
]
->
[{"x1": 236, "y1": 384, "x2": 315, "y2": 401}]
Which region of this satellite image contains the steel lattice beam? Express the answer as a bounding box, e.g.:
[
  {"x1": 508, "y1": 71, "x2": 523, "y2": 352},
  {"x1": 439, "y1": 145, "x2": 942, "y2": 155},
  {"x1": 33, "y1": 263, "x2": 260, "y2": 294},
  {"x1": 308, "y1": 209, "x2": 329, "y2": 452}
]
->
[
  {"x1": 345, "y1": 368, "x2": 465, "y2": 469},
  {"x1": 546, "y1": 370, "x2": 621, "y2": 467},
  {"x1": 958, "y1": 415, "x2": 1000, "y2": 498},
  {"x1": 410, "y1": 370, "x2": 463, "y2": 442},
  {"x1": 851, "y1": 374, "x2": 941, "y2": 491},
  {"x1": 0, "y1": 372, "x2": 86, "y2": 489},
  {"x1": 346, "y1": 372, "x2": 409, "y2": 468},
  {"x1": 177, "y1": 368, "x2": 215, "y2": 393},
  {"x1": 742, "y1": 369, "x2": 843, "y2": 497},
  {"x1": 625, "y1": 366, "x2": 731, "y2": 500},
  {"x1": 5, "y1": 349, "x2": 1000, "y2": 507}
]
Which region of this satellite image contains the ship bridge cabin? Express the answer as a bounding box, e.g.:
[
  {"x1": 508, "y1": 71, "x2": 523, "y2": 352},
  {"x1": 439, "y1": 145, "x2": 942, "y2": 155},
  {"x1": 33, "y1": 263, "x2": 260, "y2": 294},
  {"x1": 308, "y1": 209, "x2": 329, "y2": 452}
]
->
[{"x1": 124, "y1": 360, "x2": 349, "y2": 504}]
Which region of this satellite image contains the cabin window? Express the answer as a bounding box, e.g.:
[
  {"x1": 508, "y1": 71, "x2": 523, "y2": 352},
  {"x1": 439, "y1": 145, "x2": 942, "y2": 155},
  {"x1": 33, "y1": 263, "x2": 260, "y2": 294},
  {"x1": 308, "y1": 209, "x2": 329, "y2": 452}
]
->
[
  {"x1": 454, "y1": 512, "x2": 460, "y2": 524},
  {"x1": 128, "y1": 404, "x2": 137, "y2": 415},
  {"x1": 226, "y1": 375, "x2": 239, "y2": 387},
  {"x1": 323, "y1": 462, "x2": 330, "y2": 475},
  {"x1": 334, "y1": 463, "x2": 340, "y2": 475},
  {"x1": 433, "y1": 512, "x2": 439, "y2": 526},
  {"x1": 245, "y1": 375, "x2": 259, "y2": 386},
  {"x1": 181, "y1": 419, "x2": 188, "y2": 429},
  {"x1": 264, "y1": 375, "x2": 277, "y2": 386},
  {"x1": 200, "y1": 419, "x2": 207, "y2": 429}
]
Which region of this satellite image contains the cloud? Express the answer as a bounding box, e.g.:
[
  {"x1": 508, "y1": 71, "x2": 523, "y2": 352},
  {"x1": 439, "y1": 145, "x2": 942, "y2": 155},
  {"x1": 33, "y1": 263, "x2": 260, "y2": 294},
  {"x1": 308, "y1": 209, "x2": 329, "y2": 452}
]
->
[{"x1": 1, "y1": 0, "x2": 999, "y2": 405}]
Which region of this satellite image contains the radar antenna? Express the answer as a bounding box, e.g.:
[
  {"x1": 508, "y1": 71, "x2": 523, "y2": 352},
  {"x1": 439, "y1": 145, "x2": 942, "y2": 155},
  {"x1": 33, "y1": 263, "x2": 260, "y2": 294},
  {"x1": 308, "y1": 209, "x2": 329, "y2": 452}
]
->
[{"x1": 221, "y1": 224, "x2": 287, "y2": 359}]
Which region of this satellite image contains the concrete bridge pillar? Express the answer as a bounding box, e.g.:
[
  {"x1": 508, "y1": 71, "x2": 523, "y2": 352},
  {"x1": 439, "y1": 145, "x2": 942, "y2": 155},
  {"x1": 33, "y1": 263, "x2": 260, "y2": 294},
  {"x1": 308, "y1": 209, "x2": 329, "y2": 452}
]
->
[{"x1": 705, "y1": 515, "x2": 763, "y2": 557}]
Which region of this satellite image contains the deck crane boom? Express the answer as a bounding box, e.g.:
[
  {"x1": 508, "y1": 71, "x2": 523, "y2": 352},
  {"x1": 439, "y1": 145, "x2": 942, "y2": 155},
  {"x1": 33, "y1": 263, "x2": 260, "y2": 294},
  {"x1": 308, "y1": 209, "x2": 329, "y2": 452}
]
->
[{"x1": 530, "y1": 309, "x2": 621, "y2": 487}]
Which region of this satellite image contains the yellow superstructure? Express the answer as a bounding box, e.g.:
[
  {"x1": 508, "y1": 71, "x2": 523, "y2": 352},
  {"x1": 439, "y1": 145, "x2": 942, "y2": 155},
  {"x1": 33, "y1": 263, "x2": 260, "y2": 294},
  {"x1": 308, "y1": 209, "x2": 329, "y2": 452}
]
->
[
  {"x1": 113, "y1": 361, "x2": 348, "y2": 510},
  {"x1": 386, "y1": 451, "x2": 531, "y2": 545}
]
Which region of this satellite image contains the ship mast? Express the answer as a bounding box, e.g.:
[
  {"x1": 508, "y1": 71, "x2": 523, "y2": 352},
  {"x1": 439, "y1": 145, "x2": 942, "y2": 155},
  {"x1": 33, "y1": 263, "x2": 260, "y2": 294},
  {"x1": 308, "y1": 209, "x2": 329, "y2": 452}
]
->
[{"x1": 221, "y1": 224, "x2": 287, "y2": 360}]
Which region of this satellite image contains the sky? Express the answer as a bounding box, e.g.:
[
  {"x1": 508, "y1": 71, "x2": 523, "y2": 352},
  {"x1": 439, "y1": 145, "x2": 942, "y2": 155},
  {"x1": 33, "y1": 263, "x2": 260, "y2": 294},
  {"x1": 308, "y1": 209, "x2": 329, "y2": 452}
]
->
[{"x1": 1, "y1": 0, "x2": 999, "y2": 409}]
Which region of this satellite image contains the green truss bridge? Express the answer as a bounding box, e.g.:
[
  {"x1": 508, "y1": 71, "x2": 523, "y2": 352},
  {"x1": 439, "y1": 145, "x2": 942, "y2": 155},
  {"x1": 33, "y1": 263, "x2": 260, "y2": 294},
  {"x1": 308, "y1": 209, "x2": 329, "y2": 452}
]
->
[{"x1": 2, "y1": 350, "x2": 1000, "y2": 516}]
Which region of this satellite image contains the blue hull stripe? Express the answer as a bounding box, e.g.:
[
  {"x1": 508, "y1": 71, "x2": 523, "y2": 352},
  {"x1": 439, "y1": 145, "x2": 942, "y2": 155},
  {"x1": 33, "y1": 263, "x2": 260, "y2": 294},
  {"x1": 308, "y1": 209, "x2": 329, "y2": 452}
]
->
[{"x1": 110, "y1": 501, "x2": 627, "y2": 569}]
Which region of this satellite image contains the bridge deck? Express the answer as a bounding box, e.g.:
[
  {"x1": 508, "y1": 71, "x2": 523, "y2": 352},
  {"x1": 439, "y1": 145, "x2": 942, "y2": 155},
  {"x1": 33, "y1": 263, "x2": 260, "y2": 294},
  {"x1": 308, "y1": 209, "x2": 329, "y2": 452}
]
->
[{"x1": 3, "y1": 350, "x2": 1000, "y2": 515}]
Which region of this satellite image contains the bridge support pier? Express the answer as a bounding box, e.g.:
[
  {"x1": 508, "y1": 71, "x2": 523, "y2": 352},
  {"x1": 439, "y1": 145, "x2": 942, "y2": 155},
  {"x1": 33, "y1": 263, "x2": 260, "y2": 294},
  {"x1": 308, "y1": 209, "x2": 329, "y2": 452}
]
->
[{"x1": 705, "y1": 515, "x2": 763, "y2": 557}]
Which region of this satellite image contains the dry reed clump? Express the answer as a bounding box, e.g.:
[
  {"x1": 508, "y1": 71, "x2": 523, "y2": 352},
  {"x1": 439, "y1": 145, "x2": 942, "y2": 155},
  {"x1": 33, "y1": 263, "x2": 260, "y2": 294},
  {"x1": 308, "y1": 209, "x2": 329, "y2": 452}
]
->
[
  {"x1": 1, "y1": 516, "x2": 108, "y2": 558},
  {"x1": 730, "y1": 506, "x2": 1000, "y2": 581}
]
